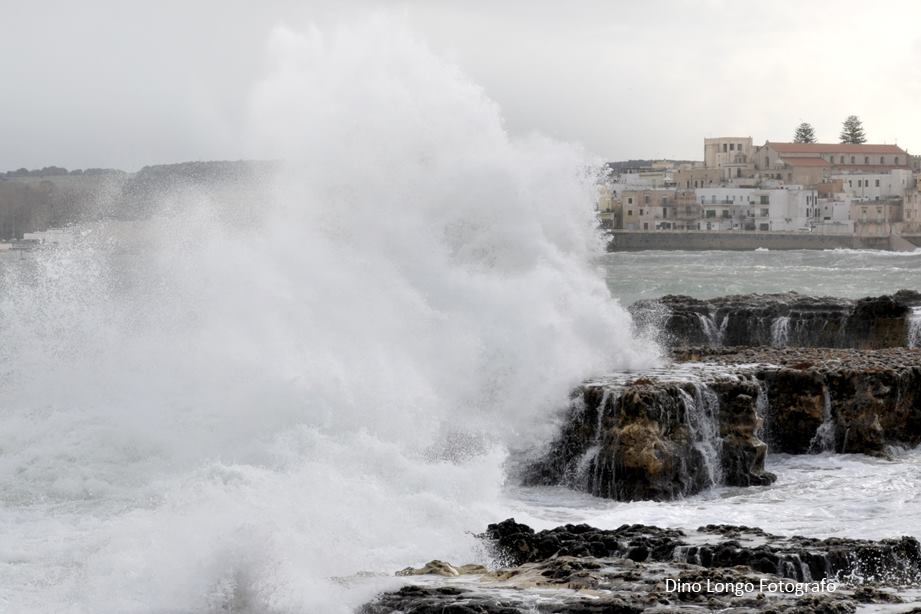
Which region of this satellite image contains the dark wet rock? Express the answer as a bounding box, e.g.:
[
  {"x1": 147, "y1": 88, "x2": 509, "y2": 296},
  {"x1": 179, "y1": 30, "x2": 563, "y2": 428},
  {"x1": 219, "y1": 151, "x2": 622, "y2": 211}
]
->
[
  {"x1": 709, "y1": 381, "x2": 775, "y2": 487},
  {"x1": 363, "y1": 521, "x2": 921, "y2": 613},
  {"x1": 524, "y1": 348, "x2": 919, "y2": 502},
  {"x1": 359, "y1": 582, "x2": 643, "y2": 613},
  {"x1": 521, "y1": 376, "x2": 775, "y2": 501},
  {"x1": 357, "y1": 585, "x2": 528, "y2": 614},
  {"x1": 594, "y1": 383, "x2": 713, "y2": 501},
  {"x1": 685, "y1": 347, "x2": 921, "y2": 456},
  {"x1": 632, "y1": 290, "x2": 921, "y2": 349},
  {"x1": 483, "y1": 519, "x2": 921, "y2": 585}
]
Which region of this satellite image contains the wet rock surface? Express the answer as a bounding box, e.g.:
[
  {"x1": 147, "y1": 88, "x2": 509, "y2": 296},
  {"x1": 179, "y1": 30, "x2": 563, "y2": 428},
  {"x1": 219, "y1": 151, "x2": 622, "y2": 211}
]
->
[
  {"x1": 680, "y1": 347, "x2": 921, "y2": 456},
  {"x1": 521, "y1": 376, "x2": 775, "y2": 501},
  {"x1": 360, "y1": 520, "x2": 921, "y2": 613},
  {"x1": 523, "y1": 348, "x2": 920, "y2": 501},
  {"x1": 632, "y1": 290, "x2": 921, "y2": 349}
]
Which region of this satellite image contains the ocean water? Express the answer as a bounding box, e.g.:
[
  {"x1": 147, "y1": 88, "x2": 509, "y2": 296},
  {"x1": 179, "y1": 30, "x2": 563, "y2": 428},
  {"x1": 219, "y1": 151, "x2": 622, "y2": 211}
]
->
[
  {"x1": 505, "y1": 450, "x2": 921, "y2": 541},
  {"x1": 2, "y1": 16, "x2": 919, "y2": 614},
  {"x1": 601, "y1": 248, "x2": 921, "y2": 306}
]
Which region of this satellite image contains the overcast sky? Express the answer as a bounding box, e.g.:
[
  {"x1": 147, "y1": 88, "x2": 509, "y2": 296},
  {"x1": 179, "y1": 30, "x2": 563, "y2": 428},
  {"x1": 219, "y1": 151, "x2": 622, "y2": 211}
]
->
[{"x1": 2, "y1": 0, "x2": 920, "y2": 171}]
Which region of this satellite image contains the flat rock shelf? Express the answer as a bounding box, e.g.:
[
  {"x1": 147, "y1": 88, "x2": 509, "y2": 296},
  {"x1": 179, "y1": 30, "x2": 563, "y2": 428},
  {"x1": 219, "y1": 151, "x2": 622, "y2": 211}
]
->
[
  {"x1": 631, "y1": 290, "x2": 921, "y2": 349},
  {"x1": 522, "y1": 347, "x2": 920, "y2": 502},
  {"x1": 360, "y1": 519, "x2": 921, "y2": 613}
]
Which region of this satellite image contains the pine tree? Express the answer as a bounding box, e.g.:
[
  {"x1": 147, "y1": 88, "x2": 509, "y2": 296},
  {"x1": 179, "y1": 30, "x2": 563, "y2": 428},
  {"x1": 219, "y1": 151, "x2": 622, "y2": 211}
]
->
[
  {"x1": 793, "y1": 122, "x2": 816, "y2": 143},
  {"x1": 840, "y1": 115, "x2": 866, "y2": 144}
]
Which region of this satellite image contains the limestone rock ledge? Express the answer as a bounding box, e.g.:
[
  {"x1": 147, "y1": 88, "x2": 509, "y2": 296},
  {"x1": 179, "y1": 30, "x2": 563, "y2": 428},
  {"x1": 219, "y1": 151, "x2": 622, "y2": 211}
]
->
[
  {"x1": 522, "y1": 348, "x2": 920, "y2": 501},
  {"x1": 631, "y1": 290, "x2": 921, "y2": 349},
  {"x1": 360, "y1": 519, "x2": 921, "y2": 614},
  {"x1": 683, "y1": 347, "x2": 921, "y2": 457}
]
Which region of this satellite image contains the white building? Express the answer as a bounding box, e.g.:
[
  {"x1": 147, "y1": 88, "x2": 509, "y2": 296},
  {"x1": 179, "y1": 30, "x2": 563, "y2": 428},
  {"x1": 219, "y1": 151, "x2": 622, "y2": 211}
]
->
[
  {"x1": 814, "y1": 198, "x2": 854, "y2": 234},
  {"x1": 831, "y1": 169, "x2": 913, "y2": 202},
  {"x1": 694, "y1": 186, "x2": 819, "y2": 231},
  {"x1": 695, "y1": 187, "x2": 757, "y2": 230},
  {"x1": 763, "y1": 187, "x2": 820, "y2": 231}
]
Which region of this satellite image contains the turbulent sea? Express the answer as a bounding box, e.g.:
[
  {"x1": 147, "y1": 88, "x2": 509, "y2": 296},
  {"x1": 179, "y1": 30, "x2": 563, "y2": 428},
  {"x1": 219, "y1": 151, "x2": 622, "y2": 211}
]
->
[
  {"x1": 3, "y1": 19, "x2": 921, "y2": 614},
  {"x1": 521, "y1": 248, "x2": 921, "y2": 542},
  {"x1": 601, "y1": 248, "x2": 921, "y2": 306}
]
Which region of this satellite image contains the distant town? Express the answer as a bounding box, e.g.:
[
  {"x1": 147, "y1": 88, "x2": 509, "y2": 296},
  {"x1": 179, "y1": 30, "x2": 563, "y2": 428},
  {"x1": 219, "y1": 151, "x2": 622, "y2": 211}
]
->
[
  {"x1": 2, "y1": 118, "x2": 920, "y2": 251},
  {"x1": 599, "y1": 118, "x2": 921, "y2": 250}
]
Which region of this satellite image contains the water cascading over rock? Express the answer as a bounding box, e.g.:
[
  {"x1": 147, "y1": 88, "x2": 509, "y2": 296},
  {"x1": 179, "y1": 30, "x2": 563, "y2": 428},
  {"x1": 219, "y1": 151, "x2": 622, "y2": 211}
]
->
[
  {"x1": 632, "y1": 290, "x2": 921, "y2": 349},
  {"x1": 522, "y1": 375, "x2": 775, "y2": 501},
  {"x1": 525, "y1": 346, "x2": 921, "y2": 501},
  {"x1": 909, "y1": 307, "x2": 921, "y2": 349}
]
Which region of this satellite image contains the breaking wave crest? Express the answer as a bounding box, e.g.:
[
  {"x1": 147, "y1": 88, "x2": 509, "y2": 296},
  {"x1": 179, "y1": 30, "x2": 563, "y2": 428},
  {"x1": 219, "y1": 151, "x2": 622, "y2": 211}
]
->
[{"x1": 0, "y1": 16, "x2": 657, "y2": 613}]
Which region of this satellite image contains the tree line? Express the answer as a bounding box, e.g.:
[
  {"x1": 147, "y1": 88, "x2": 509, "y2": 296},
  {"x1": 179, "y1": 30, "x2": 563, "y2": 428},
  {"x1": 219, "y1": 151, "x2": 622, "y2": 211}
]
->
[{"x1": 793, "y1": 115, "x2": 867, "y2": 144}]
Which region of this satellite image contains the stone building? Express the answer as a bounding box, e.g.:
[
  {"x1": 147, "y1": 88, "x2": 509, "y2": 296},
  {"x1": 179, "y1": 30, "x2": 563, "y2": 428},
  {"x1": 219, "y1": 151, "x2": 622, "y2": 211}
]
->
[
  {"x1": 674, "y1": 166, "x2": 722, "y2": 189},
  {"x1": 754, "y1": 142, "x2": 911, "y2": 176},
  {"x1": 703, "y1": 137, "x2": 756, "y2": 183},
  {"x1": 621, "y1": 189, "x2": 674, "y2": 230}
]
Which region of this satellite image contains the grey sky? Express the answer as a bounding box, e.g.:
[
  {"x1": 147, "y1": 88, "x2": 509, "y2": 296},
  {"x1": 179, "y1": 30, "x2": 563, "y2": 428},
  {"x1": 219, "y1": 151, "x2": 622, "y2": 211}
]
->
[{"x1": 2, "y1": 0, "x2": 920, "y2": 171}]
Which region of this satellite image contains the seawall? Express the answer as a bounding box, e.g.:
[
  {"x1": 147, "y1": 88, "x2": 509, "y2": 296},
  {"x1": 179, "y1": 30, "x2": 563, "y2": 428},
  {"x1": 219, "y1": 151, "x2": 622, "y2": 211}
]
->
[{"x1": 609, "y1": 230, "x2": 909, "y2": 251}]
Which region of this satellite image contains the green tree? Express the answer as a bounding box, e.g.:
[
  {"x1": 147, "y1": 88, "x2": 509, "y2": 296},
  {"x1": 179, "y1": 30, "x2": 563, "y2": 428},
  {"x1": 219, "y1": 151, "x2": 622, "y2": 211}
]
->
[
  {"x1": 840, "y1": 115, "x2": 866, "y2": 144},
  {"x1": 793, "y1": 122, "x2": 816, "y2": 143}
]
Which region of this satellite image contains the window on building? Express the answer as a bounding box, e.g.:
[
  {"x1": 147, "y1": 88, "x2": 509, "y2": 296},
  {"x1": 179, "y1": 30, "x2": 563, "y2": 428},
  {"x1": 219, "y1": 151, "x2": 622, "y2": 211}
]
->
[
  {"x1": 627, "y1": 210, "x2": 633, "y2": 216},
  {"x1": 627, "y1": 197, "x2": 633, "y2": 204},
  {"x1": 851, "y1": 156, "x2": 855, "y2": 164},
  {"x1": 644, "y1": 195, "x2": 650, "y2": 204},
  {"x1": 639, "y1": 209, "x2": 644, "y2": 216},
  {"x1": 643, "y1": 223, "x2": 649, "y2": 230},
  {"x1": 865, "y1": 156, "x2": 869, "y2": 164},
  {"x1": 760, "y1": 195, "x2": 769, "y2": 205},
  {"x1": 721, "y1": 210, "x2": 730, "y2": 218},
  {"x1": 759, "y1": 223, "x2": 769, "y2": 231},
  {"x1": 881, "y1": 156, "x2": 885, "y2": 164},
  {"x1": 895, "y1": 157, "x2": 900, "y2": 165},
  {"x1": 760, "y1": 208, "x2": 769, "y2": 216},
  {"x1": 876, "y1": 179, "x2": 880, "y2": 187},
  {"x1": 723, "y1": 144, "x2": 728, "y2": 152},
  {"x1": 706, "y1": 210, "x2": 716, "y2": 218},
  {"x1": 840, "y1": 156, "x2": 845, "y2": 163},
  {"x1": 730, "y1": 143, "x2": 735, "y2": 151},
  {"x1": 849, "y1": 180, "x2": 853, "y2": 187}
]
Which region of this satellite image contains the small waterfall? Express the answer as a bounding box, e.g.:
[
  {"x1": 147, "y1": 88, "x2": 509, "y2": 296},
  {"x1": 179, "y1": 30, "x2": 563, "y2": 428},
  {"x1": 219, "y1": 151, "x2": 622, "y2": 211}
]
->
[
  {"x1": 808, "y1": 386, "x2": 836, "y2": 453},
  {"x1": 770, "y1": 316, "x2": 790, "y2": 348},
  {"x1": 697, "y1": 312, "x2": 728, "y2": 347},
  {"x1": 574, "y1": 388, "x2": 621, "y2": 494},
  {"x1": 754, "y1": 378, "x2": 771, "y2": 443},
  {"x1": 680, "y1": 383, "x2": 723, "y2": 486},
  {"x1": 909, "y1": 307, "x2": 921, "y2": 349}
]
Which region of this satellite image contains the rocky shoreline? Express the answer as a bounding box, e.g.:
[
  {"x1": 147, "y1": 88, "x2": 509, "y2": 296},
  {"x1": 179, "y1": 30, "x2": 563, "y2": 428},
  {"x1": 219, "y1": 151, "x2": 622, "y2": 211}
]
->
[
  {"x1": 631, "y1": 290, "x2": 921, "y2": 349},
  {"x1": 521, "y1": 346, "x2": 920, "y2": 502},
  {"x1": 360, "y1": 292, "x2": 921, "y2": 613},
  {"x1": 360, "y1": 519, "x2": 921, "y2": 613}
]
